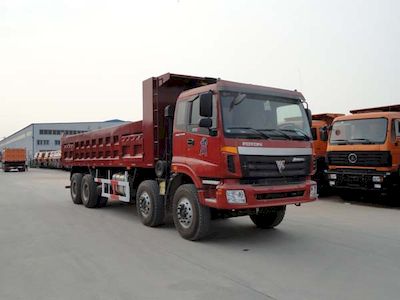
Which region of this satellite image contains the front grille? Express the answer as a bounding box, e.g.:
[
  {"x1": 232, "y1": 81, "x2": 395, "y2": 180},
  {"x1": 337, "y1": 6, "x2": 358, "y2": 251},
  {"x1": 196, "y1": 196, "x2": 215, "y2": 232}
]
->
[
  {"x1": 240, "y1": 176, "x2": 306, "y2": 186},
  {"x1": 239, "y1": 154, "x2": 311, "y2": 182},
  {"x1": 327, "y1": 151, "x2": 391, "y2": 167},
  {"x1": 256, "y1": 190, "x2": 304, "y2": 200},
  {"x1": 227, "y1": 155, "x2": 235, "y2": 173}
]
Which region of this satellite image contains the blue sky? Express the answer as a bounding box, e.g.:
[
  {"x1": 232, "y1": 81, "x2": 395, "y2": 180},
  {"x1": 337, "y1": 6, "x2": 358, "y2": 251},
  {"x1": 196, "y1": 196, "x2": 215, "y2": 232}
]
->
[{"x1": 1, "y1": 0, "x2": 399, "y2": 137}]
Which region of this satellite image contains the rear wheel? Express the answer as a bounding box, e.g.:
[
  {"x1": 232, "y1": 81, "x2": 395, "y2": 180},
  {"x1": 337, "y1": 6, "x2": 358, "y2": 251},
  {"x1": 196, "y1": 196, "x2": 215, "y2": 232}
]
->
[
  {"x1": 70, "y1": 173, "x2": 83, "y2": 204},
  {"x1": 250, "y1": 206, "x2": 286, "y2": 229},
  {"x1": 136, "y1": 180, "x2": 164, "y2": 227},
  {"x1": 172, "y1": 184, "x2": 211, "y2": 241},
  {"x1": 81, "y1": 174, "x2": 98, "y2": 208}
]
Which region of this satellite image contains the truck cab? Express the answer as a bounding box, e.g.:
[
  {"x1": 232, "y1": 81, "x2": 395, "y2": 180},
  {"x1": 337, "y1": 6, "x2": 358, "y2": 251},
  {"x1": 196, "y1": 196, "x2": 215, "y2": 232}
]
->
[
  {"x1": 170, "y1": 80, "x2": 317, "y2": 212},
  {"x1": 326, "y1": 105, "x2": 400, "y2": 200}
]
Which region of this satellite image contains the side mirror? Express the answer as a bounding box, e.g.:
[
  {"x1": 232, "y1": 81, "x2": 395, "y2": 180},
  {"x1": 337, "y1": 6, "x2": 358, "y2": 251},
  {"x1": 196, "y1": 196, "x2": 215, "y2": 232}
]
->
[
  {"x1": 200, "y1": 92, "x2": 213, "y2": 117},
  {"x1": 306, "y1": 108, "x2": 312, "y2": 127},
  {"x1": 199, "y1": 118, "x2": 212, "y2": 128},
  {"x1": 320, "y1": 128, "x2": 328, "y2": 141},
  {"x1": 164, "y1": 105, "x2": 175, "y2": 118}
]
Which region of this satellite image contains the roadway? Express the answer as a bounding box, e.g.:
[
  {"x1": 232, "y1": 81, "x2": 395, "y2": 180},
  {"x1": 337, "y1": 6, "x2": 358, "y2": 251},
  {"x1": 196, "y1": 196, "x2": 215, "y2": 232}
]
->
[{"x1": 0, "y1": 168, "x2": 399, "y2": 300}]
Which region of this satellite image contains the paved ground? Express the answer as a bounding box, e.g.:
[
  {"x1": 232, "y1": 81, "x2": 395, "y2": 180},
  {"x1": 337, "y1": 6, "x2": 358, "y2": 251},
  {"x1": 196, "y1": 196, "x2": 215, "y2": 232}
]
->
[{"x1": 0, "y1": 168, "x2": 399, "y2": 300}]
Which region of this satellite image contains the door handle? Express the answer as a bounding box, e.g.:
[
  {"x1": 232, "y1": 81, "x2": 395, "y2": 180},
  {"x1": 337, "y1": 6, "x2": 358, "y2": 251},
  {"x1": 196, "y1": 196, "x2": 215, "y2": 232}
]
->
[{"x1": 187, "y1": 139, "x2": 195, "y2": 146}]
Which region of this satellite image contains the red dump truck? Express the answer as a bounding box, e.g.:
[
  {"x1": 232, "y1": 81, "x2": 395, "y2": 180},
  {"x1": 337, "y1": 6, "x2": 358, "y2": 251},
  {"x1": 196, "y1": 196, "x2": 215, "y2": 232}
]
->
[
  {"x1": 62, "y1": 73, "x2": 317, "y2": 240},
  {"x1": 2, "y1": 148, "x2": 27, "y2": 172}
]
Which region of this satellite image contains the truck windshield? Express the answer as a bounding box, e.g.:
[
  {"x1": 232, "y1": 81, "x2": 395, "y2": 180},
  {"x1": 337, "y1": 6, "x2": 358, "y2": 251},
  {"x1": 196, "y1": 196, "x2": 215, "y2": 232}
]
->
[
  {"x1": 330, "y1": 118, "x2": 387, "y2": 145},
  {"x1": 220, "y1": 91, "x2": 311, "y2": 140}
]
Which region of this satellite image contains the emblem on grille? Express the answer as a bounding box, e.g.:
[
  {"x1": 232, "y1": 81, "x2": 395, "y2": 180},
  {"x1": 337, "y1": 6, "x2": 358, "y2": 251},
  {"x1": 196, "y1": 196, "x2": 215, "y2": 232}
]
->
[
  {"x1": 275, "y1": 160, "x2": 286, "y2": 173},
  {"x1": 348, "y1": 153, "x2": 358, "y2": 164}
]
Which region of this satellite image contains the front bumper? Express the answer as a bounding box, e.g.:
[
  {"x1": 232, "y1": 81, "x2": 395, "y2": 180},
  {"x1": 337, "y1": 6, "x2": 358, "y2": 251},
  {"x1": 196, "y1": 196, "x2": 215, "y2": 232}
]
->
[
  {"x1": 326, "y1": 169, "x2": 397, "y2": 191},
  {"x1": 200, "y1": 179, "x2": 317, "y2": 209}
]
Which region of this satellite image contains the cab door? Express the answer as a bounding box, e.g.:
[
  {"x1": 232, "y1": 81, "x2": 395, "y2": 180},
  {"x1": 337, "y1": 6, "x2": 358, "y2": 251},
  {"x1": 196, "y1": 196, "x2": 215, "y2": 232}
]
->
[
  {"x1": 172, "y1": 100, "x2": 190, "y2": 166},
  {"x1": 392, "y1": 119, "x2": 400, "y2": 168},
  {"x1": 185, "y1": 94, "x2": 222, "y2": 178}
]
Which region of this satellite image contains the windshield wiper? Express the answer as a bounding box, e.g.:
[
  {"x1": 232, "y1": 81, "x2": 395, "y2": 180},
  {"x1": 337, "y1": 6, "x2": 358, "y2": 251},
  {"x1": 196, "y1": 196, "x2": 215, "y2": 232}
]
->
[
  {"x1": 331, "y1": 139, "x2": 349, "y2": 145},
  {"x1": 350, "y1": 138, "x2": 374, "y2": 144},
  {"x1": 258, "y1": 128, "x2": 293, "y2": 140},
  {"x1": 226, "y1": 127, "x2": 271, "y2": 139},
  {"x1": 280, "y1": 128, "x2": 311, "y2": 141}
]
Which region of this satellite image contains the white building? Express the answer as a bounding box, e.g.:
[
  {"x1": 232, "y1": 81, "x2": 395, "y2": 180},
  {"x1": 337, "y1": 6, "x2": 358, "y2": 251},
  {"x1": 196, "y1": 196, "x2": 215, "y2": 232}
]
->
[{"x1": 0, "y1": 120, "x2": 126, "y2": 161}]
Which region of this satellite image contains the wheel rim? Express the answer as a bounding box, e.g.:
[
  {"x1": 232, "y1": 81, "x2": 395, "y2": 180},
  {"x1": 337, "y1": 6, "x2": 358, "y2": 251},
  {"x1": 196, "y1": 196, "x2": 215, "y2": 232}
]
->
[
  {"x1": 177, "y1": 197, "x2": 193, "y2": 229},
  {"x1": 71, "y1": 181, "x2": 77, "y2": 198},
  {"x1": 139, "y1": 192, "x2": 151, "y2": 217},
  {"x1": 83, "y1": 183, "x2": 89, "y2": 201}
]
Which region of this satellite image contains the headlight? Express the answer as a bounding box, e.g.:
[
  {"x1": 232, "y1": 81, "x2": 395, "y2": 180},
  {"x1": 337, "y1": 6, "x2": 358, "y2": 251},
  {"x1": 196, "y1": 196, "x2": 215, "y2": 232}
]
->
[
  {"x1": 328, "y1": 173, "x2": 337, "y2": 180},
  {"x1": 226, "y1": 190, "x2": 246, "y2": 204},
  {"x1": 372, "y1": 176, "x2": 383, "y2": 183},
  {"x1": 310, "y1": 184, "x2": 318, "y2": 199}
]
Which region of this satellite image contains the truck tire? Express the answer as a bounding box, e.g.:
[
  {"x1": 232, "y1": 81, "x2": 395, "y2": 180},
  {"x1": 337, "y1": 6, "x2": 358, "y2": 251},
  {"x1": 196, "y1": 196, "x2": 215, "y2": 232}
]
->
[
  {"x1": 172, "y1": 184, "x2": 211, "y2": 241},
  {"x1": 136, "y1": 180, "x2": 164, "y2": 227},
  {"x1": 81, "y1": 174, "x2": 98, "y2": 208},
  {"x1": 70, "y1": 173, "x2": 83, "y2": 204},
  {"x1": 96, "y1": 186, "x2": 108, "y2": 208},
  {"x1": 249, "y1": 206, "x2": 286, "y2": 229}
]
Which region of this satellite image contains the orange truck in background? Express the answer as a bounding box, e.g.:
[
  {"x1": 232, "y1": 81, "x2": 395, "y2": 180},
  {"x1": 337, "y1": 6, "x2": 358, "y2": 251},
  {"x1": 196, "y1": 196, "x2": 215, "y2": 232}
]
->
[
  {"x1": 1, "y1": 148, "x2": 27, "y2": 172},
  {"x1": 326, "y1": 105, "x2": 400, "y2": 201},
  {"x1": 311, "y1": 114, "x2": 344, "y2": 193}
]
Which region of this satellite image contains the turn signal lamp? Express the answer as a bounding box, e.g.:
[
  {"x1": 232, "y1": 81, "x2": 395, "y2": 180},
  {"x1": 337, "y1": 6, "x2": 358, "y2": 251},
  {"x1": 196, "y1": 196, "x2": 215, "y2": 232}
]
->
[{"x1": 221, "y1": 146, "x2": 238, "y2": 154}]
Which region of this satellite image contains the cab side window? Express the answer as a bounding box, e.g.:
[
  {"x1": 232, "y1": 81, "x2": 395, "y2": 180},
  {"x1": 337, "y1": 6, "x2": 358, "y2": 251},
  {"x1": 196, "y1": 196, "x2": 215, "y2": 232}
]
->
[
  {"x1": 174, "y1": 100, "x2": 189, "y2": 131},
  {"x1": 175, "y1": 94, "x2": 217, "y2": 134},
  {"x1": 189, "y1": 97, "x2": 202, "y2": 127},
  {"x1": 187, "y1": 95, "x2": 217, "y2": 134},
  {"x1": 394, "y1": 120, "x2": 400, "y2": 140}
]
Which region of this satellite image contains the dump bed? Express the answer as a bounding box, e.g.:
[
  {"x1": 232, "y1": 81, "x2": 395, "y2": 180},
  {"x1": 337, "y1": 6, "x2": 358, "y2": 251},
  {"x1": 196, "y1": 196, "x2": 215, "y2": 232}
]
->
[
  {"x1": 62, "y1": 73, "x2": 216, "y2": 169},
  {"x1": 2, "y1": 148, "x2": 26, "y2": 163},
  {"x1": 312, "y1": 113, "x2": 344, "y2": 125},
  {"x1": 350, "y1": 104, "x2": 400, "y2": 114},
  {"x1": 62, "y1": 121, "x2": 143, "y2": 168}
]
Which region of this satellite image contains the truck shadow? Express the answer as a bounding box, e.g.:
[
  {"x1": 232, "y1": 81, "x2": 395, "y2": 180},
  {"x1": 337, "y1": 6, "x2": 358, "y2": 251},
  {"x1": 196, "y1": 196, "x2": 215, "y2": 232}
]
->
[
  {"x1": 319, "y1": 194, "x2": 400, "y2": 209},
  {"x1": 102, "y1": 202, "x2": 303, "y2": 245}
]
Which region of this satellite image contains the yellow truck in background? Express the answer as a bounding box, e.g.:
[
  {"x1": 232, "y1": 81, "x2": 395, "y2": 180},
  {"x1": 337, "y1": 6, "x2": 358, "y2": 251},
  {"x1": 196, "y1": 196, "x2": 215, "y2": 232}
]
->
[
  {"x1": 1, "y1": 148, "x2": 27, "y2": 172},
  {"x1": 326, "y1": 105, "x2": 400, "y2": 202}
]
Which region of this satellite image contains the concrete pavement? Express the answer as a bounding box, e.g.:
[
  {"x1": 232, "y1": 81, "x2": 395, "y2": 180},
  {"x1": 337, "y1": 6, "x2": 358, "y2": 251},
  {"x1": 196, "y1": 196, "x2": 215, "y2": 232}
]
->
[{"x1": 0, "y1": 168, "x2": 399, "y2": 300}]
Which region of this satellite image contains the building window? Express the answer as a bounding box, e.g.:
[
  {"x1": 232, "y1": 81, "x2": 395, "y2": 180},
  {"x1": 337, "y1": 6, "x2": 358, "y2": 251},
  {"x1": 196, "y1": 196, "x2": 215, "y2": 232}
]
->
[
  {"x1": 55, "y1": 140, "x2": 60, "y2": 145},
  {"x1": 38, "y1": 129, "x2": 88, "y2": 136},
  {"x1": 37, "y1": 140, "x2": 49, "y2": 145}
]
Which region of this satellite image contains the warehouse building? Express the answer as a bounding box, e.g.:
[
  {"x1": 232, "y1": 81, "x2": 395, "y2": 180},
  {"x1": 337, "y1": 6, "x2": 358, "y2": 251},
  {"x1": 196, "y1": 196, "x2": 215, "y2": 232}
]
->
[{"x1": 0, "y1": 120, "x2": 126, "y2": 161}]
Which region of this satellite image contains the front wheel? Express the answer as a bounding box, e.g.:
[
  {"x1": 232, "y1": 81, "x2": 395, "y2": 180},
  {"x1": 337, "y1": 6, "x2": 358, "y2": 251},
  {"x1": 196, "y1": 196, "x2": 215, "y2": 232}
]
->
[
  {"x1": 250, "y1": 206, "x2": 286, "y2": 229},
  {"x1": 172, "y1": 184, "x2": 211, "y2": 241}
]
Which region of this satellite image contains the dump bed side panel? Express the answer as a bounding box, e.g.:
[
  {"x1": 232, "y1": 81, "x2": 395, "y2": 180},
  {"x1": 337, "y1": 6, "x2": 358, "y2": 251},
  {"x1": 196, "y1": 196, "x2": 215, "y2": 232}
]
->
[{"x1": 62, "y1": 121, "x2": 145, "y2": 169}]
